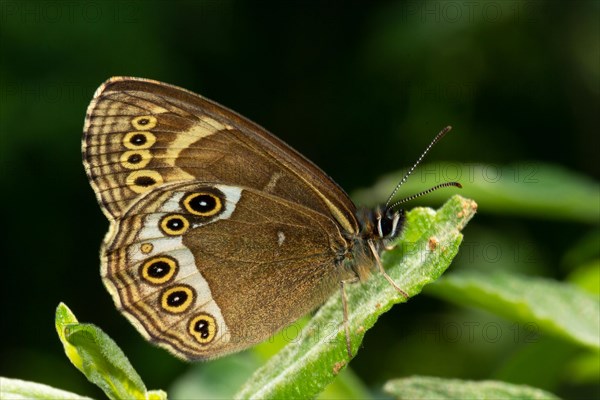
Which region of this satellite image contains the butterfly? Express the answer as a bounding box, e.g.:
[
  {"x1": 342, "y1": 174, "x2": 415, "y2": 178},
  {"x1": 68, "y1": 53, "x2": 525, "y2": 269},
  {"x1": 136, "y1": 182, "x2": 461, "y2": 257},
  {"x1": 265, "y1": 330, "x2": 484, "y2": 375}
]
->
[{"x1": 82, "y1": 77, "x2": 459, "y2": 360}]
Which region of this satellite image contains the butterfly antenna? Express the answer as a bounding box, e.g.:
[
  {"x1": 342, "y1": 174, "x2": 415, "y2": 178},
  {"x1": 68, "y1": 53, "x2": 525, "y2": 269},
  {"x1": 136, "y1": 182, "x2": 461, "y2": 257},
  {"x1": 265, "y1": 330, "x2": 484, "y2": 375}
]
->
[
  {"x1": 385, "y1": 125, "x2": 453, "y2": 208},
  {"x1": 388, "y1": 182, "x2": 462, "y2": 210}
]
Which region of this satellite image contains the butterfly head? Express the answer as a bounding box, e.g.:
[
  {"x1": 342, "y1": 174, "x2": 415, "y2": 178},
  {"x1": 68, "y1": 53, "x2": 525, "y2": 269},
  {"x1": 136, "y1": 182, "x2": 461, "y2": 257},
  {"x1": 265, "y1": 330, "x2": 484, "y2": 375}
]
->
[
  {"x1": 359, "y1": 126, "x2": 462, "y2": 247},
  {"x1": 377, "y1": 206, "x2": 405, "y2": 239},
  {"x1": 357, "y1": 206, "x2": 405, "y2": 242}
]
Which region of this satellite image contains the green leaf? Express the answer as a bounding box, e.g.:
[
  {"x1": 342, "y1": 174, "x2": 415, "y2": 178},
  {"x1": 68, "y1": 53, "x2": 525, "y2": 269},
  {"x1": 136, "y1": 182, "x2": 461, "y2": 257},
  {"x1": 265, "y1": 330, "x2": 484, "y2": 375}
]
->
[
  {"x1": 567, "y1": 259, "x2": 600, "y2": 296},
  {"x1": 564, "y1": 349, "x2": 600, "y2": 385},
  {"x1": 235, "y1": 195, "x2": 477, "y2": 399},
  {"x1": 55, "y1": 303, "x2": 167, "y2": 400},
  {"x1": 317, "y1": 367, "x2": 372, "y2": 400},
  {"x1": 169, "y1": 353, "x2": 260, "y2": 399},
  {"x1": 0, "y1": 377, "x2": 93, "y2": 400},
  {"x1": 354, "y1": 162, "x2": 600, "y2": 223},
  {"x1": 383, "y1": 376, "x2": 560, "y2": 400},
  {"x1": 426, "y1": 271, "x2": 600, "y2": 350},
  {"x1": 492, "y1": 337, "x2": 579, "y2": 391},
  {"x1": 169, "y1": 328, "x2": 371, "y2": 399}
]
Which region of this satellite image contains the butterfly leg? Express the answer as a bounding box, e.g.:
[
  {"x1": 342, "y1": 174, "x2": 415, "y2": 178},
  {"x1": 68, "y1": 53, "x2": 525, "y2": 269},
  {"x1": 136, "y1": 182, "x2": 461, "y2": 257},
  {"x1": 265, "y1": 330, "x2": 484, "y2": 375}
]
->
[
  {"x1": 368, "y1": 241, "x2": 409, "y2": 299},
  {"x1": 340, "y1": 277, "x2": 359, "y2": 358}
]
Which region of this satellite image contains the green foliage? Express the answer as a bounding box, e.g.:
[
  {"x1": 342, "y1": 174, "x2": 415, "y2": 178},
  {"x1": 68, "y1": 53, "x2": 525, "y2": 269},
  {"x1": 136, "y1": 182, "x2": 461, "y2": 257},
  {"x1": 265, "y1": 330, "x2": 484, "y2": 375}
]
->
[
  {"x1": 54, "y1": 303, "x2": 166, "y2": 400},
  {"x1": 355, "y1": 163, "x2": 600, "y2": 223},
  {"x1": 427, "y1": 271, "x2": 600, "y2": 349},
  {"x1": 383, "y1": 377, "x2": 560, "y2": 400},
  {"x1": 0, "y1": 377, "x2": 93, "y2": 400}
]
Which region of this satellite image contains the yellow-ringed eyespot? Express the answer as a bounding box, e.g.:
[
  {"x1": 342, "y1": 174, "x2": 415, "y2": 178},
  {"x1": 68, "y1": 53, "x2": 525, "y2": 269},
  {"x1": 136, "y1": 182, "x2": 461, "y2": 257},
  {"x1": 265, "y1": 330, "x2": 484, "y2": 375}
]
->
[
  {"x1": 126, "y1": 170, "x2": 163, "y2": 193},
  {"x1": 140, "y1": 243, "x2": 154, "y2": 254},
  {"x1": 182, "y1": 191, "x2": 224, "y2": 217},
  {"x1": 131, "y1": 115, "x2": 157, "y2": 130},
  {"x1": 159, "y1": 214, "x2": 190, "y2": 236},
  {"x1": 120, "y1": 149, "x2": 151, "y2": 169},
  {"x1": 123, "y1": 131, "x2": 156, "y2": 150},
  {"x1": 160, "y1": 285, "x2": 195, "y2": 314},
  {"x1": 140, "y1": 256, "x2": 177, "y2": 285},
  {"x1": 188, "y1": 314, "x2": 217, "y2": 344}
]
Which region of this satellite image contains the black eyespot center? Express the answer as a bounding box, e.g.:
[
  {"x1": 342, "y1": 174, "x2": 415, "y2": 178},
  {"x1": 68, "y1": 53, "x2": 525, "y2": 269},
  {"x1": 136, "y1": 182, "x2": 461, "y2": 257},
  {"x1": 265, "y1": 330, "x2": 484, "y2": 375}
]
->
[
  {"x1": 128, "y1": 153, "x2": 143, "y2": 164},
  {"x1": 138, "y1": 118, "x2": 150, "y2": 125},
  {"x1": 194, "y1": 319, "x2": 210, "y2": 338},
  {"x1": 167, "y1": 290, "x2": 188, "y2": 307},
  {"x1": 130, "y1": 133, "x2": 147, "y2": 145},
  {"x1": 192, "y1": 194, "x2": 216, "y2": 212},
  {"x1": 166, "y1": 217, "x2": 185, "y2": 230},
  {"x1": 147, "y1": 260, "x2": 170, "y2": 278},
  {"x1": 134, "y1": 175, "x2": 156, "y2": 187}
]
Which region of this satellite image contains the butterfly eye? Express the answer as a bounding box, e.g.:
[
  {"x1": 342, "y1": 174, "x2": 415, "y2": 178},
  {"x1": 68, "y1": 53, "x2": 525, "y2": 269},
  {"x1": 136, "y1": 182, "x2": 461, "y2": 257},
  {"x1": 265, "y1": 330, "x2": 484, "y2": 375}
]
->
[
  {"x1": 140, "y1": 256, "x2": 178, "y2": 285},
  {"x1": 160, "y1": 214, "x2": 190, "y2": 236},
  {"x1": 188, "y1": 314, "x2": 217, "y2": 344},
  {"x1": 161, "y1": 285, "x2": 195, "y2": 314},
  {"x1": 377, "y1": 208, "x2": 403, "y2": 239},
  {"x1": 182, "y1": 191, "x2": 224, "y2": 217}
]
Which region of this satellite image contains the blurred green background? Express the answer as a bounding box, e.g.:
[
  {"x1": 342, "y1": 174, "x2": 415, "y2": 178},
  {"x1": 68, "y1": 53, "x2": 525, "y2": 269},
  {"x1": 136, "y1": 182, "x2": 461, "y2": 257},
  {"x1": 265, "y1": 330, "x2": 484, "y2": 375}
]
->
[{"x1": 1, "y1": 1, "x2": 598, "y2": 399}]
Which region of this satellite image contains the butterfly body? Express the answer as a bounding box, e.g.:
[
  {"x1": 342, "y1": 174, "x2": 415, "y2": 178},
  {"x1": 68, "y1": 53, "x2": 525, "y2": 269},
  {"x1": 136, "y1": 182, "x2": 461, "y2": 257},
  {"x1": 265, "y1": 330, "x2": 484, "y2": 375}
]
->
[{"x1": 83, "y1": 77, "x2": 400, "y2": 359}]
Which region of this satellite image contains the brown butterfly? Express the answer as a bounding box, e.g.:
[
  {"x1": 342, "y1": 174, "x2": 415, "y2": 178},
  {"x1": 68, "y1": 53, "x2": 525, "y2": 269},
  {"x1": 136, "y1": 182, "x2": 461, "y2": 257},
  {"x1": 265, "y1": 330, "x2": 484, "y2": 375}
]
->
[{"x1": 82, "y1": 77, "x2": 458, "y2": 360}]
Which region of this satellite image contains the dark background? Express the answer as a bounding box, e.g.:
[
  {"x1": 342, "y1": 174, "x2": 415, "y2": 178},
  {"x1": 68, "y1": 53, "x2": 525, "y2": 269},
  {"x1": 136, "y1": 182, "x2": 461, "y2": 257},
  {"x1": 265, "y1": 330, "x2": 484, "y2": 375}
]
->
[{"x1": 1, "y1": 1, "x2": 598, "y2": 399}]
